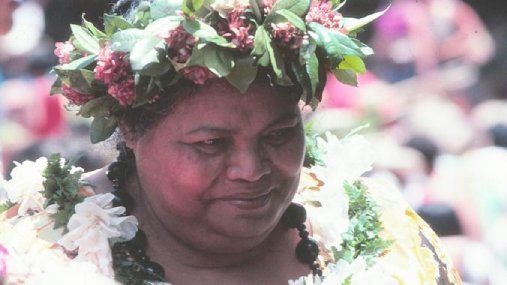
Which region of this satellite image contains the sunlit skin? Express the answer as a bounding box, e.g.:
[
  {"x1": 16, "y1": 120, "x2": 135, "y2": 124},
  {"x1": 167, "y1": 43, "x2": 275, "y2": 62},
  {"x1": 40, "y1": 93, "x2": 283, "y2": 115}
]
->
[{"x1": 122, "y1": 79, "x2": 310, "y2": 284}]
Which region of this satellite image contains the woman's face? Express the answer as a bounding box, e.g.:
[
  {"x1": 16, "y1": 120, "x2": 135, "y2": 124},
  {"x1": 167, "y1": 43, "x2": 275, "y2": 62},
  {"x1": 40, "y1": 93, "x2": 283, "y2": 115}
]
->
[{"x1": 128, "y1": 80, "x2": 305, "y2": 253}]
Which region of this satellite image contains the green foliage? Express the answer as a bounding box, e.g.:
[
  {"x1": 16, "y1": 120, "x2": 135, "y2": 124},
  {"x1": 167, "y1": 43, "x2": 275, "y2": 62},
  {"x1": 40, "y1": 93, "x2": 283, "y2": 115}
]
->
[
  {"x1": 90, "y1": 117, "x2": 118, "y2": 144},
  {"x1": 150, "y1": 0, "x2": 183, "y2": 20},
  {"x1": 333, "y1": 69, "x2": 358, "y2": 87},
  {"x1": 53, "y1": 0, "x2": 382, "y2": 144},
  {"x1": 58, "y1": 55, "x2": 98, "y2": 71},
  {"x1": 42, "y1": 154, "x2": 85, "y2": 232},
  {"x1": 0, "y1": 201, "x2": 15, "y2": 214},
  {"x1": 70, "y1": 24, "x2": 100, "y2": 54},
  {"x1": 53, "y1": 68, "x2": 96, "y2": 94},
  {"x1": 104, "y1": 14, "x2": 135, "y2": 35},
  {"x1": 303, "y1": 124, "x2": 326, "y2": 167},
  {"x1": 183, "y1": 19, "x2": 235, "y2": 48},
  {"x1": 341, "y1": 6, "x2": 389, "y2": 33},
  {"x1": 78, "y1": 96, "x2": 117, "y2": 118},
  {"x1": 335, "y1": 181, "x2": 392, "y2": 266},
  {"x1": 270, "y1": 0, "x2": 311, "y2": 17},
  {"x1": 226, "y1": 55, "x2": 258, "y2": 93}
]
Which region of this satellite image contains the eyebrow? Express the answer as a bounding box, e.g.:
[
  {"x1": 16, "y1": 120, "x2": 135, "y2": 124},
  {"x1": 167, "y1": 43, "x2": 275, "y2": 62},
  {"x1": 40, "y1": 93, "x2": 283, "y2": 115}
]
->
[{"x1": 185, "y1": 112, "x2": 299, "y2": 135}]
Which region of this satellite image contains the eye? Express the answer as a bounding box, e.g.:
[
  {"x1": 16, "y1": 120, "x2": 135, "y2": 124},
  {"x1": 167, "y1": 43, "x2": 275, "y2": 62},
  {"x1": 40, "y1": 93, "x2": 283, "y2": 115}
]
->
[
  {"x1": 264, "y1": 127, "x2": 296, "y2": 146},
  {"x1": 193, "y1": 138, "x2": 229, "y2": 154}
]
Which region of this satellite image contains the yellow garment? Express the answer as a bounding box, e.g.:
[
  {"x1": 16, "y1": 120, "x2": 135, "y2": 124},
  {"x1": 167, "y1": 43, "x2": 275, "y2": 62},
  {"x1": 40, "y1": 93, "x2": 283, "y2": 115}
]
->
[{"x1": 299, "y1": 171, "x2": 462, "y2": 285}]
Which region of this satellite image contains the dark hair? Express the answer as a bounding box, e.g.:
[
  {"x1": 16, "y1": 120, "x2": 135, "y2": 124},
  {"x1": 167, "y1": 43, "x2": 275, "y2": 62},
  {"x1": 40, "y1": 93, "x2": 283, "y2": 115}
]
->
[
  {"x1": 404, "y1": 136, "x2": 439, "y2": 174},
  {"x1": 417, "y1": 203, "x2": 463, "y2": 237},
  {"x1": 489, "y1": 123, "x2": 507, "y2": 148}
]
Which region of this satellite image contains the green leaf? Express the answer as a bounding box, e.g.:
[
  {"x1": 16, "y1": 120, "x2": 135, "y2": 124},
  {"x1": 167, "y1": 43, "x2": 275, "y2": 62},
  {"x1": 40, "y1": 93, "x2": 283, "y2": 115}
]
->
[
  {"x1": 90, "y1": 117, "x2": 118, "y2": 143},
  {"x1": 50, "y1": 79, "x2": 62, "y2": 95},
  {"x1": 270, "y1": 0, "x2": 310, "y2": 17},
  {"x1": 308, "y1": 22, "x2": 364, "y2": 59},
  {"x1": 252, "y1": 27, "x2": 271, "y2": 67},
  {"x1": 306, "y1": 51, "x2": 319, "y2": 97},
  {"x1": 339, "y1": 55, "x2": 366, "y2": 74},
  {"x1": 104, "y1": 14, "x2": 134, "y2": 35},
  {"x1": 206, "y1": 47, "x2": 234, "y2": 77},
  {"x1": 226, "y1": 56, "x2": 258, "y2": 93},
  {"x1": 82, "y1": 15, "x2": 107, "y2": 39},
  {"x1": 291, "y1": 61, "x2": 311, "y2": 100},
  {"x1": 333, "y1": 68, "x2": 358, "y2": 87},
  {"x1": 150, "y1": 0, "x2": 182, "y2": 19},
  {"x1": 58, "y1": 54, "x2": 97, "y2": 70},
  {"x1": 130, "y1": 37, "x2": 169, "y2": 74},
  {"x1": 53, "y1": 69, "x2": 96, "y2": 94},
  {"x1": 182, "y1": 19, "x2": 235, "y2": 48},
  {"x1": 342, "y1": 6, "x2": 389, "y2": 33},
  {"x1": 78, "y1": 96, "x2": 116, "y2": 118},
  {"x1": 70, "y1": 24, "x2": 100, "y2": 54},
  {"x1": 145, "y1": 16, "x2": 182, "y2": 36},
  {"x1": 249, "y1": 0, "x2": 262, "y2": 22},
  {"x1": 182, "y1": 0, "x2": 203, "y2": 16},
  {"x1": 133, "y1": 75, "x2": 158, "y2": 107},
  {"x1": 266, "y1": 34, "x2": 283, "y2": 78},
  {"x1": 187, "y1": 45, "x2": 234, "y2": 77},
  {"x1": 109, "y1": 28, "x2": 146, "y2": 52},
  {"x1": 275, "y1": 9, "x2": 306, "y2": 31},
  {"x1": 252, "y1": 26, "x2": 267, "y2": 57}
]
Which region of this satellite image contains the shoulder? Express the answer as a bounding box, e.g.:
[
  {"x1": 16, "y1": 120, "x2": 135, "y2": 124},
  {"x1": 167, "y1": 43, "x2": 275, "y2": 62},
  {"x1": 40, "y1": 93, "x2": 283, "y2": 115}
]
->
[
  {"x1": 361, "y1": 178, "x2": 462, "y2": 285},
  {"x1": 82, "y1": 166, "x2": 112, "y2": 195}
]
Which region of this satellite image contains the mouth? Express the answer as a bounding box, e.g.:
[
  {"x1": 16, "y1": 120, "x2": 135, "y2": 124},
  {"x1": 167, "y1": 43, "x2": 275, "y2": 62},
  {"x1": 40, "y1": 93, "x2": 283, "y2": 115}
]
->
[{"x1": 216, "y1": 191, "x2": 273, "y2": 210}]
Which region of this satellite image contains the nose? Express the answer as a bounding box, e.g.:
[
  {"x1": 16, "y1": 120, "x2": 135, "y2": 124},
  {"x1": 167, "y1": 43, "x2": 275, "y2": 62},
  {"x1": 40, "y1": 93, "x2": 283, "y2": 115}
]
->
[{"x1": 226, "y1": 144, "x2": 271, "y2": 182}]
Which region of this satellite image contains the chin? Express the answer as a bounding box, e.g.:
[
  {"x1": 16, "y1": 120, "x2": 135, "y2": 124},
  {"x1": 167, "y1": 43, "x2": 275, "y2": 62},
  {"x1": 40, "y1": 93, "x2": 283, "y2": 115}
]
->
[{"x1": 207, "y1": 195, "x2": 287, "y2": 241}]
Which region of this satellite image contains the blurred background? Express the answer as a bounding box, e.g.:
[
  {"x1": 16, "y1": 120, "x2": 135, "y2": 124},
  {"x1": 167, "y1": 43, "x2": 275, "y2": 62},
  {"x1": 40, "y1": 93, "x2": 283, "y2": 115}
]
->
[{"x1": 0, "y1": 0, "x2": 506, "y2": 283}]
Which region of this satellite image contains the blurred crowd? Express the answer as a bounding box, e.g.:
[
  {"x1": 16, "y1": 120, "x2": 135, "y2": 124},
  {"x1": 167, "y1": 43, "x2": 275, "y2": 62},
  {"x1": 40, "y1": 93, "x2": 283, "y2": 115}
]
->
[{"x1": 0, "y1": 0, "x2": 506, "y2": 284}]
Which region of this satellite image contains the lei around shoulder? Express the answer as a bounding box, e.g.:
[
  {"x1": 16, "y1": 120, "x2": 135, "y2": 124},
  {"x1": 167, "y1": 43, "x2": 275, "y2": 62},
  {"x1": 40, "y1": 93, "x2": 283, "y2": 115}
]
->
[
  {"x1": 51, "y1": 0, "x2": 386, "y2": 143},
  {"x1": 0, "y1": 132, "x2": 459, "y2": 284}
]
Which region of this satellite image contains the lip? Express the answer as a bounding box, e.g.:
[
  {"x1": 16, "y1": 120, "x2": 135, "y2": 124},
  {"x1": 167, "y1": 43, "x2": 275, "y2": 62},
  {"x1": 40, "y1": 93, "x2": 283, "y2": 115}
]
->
[{"x1": 214, "y1": 190, "x2": 274, "y2": 210}]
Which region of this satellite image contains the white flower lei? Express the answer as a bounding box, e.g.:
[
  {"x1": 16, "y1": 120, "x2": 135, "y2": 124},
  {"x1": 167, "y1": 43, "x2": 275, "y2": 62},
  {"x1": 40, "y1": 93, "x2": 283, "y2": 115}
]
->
[{"x1": 0, "y1": 133, "x2": 396, "y2": 284}]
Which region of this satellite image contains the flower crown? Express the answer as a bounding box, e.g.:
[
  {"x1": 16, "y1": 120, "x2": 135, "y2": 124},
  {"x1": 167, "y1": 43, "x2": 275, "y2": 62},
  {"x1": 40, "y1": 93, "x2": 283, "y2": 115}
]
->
[{"x1": 51, "y1": 0, "x2": 385, "y2": 143}]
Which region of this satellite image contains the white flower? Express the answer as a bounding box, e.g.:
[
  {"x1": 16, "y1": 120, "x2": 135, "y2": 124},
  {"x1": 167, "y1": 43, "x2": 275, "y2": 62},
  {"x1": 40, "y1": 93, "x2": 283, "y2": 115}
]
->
[
  {"x1": 210, "y1": 0, "x2": 249, "y2": 16},
  {"x1": 58, "y1": 193, "x2": 138, "y2": 277},
  {"x1": 311, "y1": 133, "x2": 376, "y2": 187},
  {"x1": 4, "y1": 157, "x2": 48, "y2": 216},
  {"x1": 323, "y1": 258, "x2": 397, "y2": 285},
  {"x1": 298, "y1": 133, "x2": 375, "y2": 250}
]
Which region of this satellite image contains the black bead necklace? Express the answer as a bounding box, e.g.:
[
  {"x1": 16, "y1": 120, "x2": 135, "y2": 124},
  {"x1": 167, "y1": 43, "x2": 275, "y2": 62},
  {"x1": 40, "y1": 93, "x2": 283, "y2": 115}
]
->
[{"x1": 106, "y1": 143, "x2": 322, "y2": 284}]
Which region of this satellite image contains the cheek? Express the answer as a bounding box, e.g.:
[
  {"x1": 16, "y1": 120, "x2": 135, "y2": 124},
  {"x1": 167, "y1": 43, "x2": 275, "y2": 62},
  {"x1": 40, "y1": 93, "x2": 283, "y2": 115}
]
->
[
  {"x1": 268, "y1": 132, "x2": 306, "y2": 176},
  {"x1": 136, "y1": 143, "x2": 223, "y2": 216}
]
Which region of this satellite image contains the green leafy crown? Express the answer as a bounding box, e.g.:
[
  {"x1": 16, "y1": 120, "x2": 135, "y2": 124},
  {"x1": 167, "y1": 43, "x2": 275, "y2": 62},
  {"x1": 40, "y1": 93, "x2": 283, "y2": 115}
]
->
[{"x1": 51, "y1": 0, "x2": 386, "y2": 143}]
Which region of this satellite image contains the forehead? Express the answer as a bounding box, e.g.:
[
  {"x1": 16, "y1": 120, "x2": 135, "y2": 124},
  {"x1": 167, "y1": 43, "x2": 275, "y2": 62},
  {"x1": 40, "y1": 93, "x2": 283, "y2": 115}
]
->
[{"x1": 160, "y1": 81, "x2": 299, "y2": 133}]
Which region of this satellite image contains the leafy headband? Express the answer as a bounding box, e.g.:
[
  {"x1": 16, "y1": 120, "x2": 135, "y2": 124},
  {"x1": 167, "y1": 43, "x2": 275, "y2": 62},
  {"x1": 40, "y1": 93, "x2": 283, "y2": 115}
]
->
[{"x1": 51, "y1": 0, "x2": 385, "y2": 143}]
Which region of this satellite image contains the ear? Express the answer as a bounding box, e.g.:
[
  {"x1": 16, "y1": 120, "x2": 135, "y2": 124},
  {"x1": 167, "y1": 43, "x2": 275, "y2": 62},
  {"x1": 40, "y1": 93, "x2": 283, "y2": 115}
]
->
[{"x1": 118, "y1": 121, "x2": 138, "y2": 150}]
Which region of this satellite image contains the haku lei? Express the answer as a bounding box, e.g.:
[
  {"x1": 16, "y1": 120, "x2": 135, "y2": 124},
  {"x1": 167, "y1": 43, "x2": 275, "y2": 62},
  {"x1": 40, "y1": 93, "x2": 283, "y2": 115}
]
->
[{"x1": 50, "y1": 0, "x2": 387, "y2": 143}]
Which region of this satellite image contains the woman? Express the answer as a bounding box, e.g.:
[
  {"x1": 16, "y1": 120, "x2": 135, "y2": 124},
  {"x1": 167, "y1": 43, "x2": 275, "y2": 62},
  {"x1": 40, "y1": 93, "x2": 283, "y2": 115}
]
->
[{"x1": 0, "y1": 0, "x2": 461, "y2": 284}]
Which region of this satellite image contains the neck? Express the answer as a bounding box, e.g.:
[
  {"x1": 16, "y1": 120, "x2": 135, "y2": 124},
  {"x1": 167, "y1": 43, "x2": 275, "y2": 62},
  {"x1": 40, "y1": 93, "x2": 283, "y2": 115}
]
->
[{"x1": 125, "y1": 175, "x2": 294, "y2": 273}]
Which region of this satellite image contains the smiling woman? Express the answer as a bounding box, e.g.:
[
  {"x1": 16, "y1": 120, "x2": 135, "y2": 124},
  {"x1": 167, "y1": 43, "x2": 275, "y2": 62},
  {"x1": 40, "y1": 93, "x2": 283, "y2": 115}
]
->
[{"x1": 0, "y1": 0, "x2": 461, "y2": 284}]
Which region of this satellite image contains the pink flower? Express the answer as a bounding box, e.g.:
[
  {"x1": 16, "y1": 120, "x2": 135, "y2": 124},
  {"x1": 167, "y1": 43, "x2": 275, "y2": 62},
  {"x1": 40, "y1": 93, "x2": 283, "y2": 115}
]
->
[
  {"x1": 61, "y1": 84, "x2": 94, "y2": 106},
  {"x1": 94, "y1": 48, "x2": 136, "y2": 107},
  {"x1": 306, "y1": 0, "x2": 343, "y2": 30},
  {"x1": 160, "y1": 26, "x2": 196, "y2": 64},
  {"x1": 54, "y1": 41, "x2": 75, "y2": 64},
  {"x1": 181, "y1": 66, "x2": 215, "y2": 85},
  {"x1": 0, "y1": 244, "x2": 8, "y2": 280},
  {"x1": 271, "y1": 22, "x2": 304, "y2": 50},
  {"x1": 216, "y1": 8, "x2": 255, "y2": 52}
]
